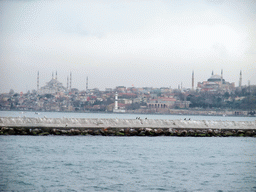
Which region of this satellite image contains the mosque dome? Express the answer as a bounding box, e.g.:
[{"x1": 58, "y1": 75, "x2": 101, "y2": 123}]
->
[
  {"x1": 39, "y1": 78, "x2": 67, "y2": 94},
  {"x1": 207, "y1": 75, "x2": 222, "y2": 82}
]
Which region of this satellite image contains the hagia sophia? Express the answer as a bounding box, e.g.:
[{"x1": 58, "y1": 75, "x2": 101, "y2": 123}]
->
[{"x1": 196, "y1": 70, "x2": 239, "y2": 93}]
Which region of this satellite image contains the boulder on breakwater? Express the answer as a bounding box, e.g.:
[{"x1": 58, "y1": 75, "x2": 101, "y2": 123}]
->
[
  {"x1": 0, "y1": 117, "x2": 255, "y2": 137},
  {"x1": 0, "y1": 127, "x2": 256, "y2": 137}
]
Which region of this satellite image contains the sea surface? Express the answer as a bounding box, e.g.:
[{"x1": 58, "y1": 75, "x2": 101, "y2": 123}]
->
[
  {"x1": 0, "y1": 111, "x2": 255, "y2": 121},
  {"x1": 0, "y1": 136, "x2": 256, "y2": 191},
  {"x1": 1, "y1": 111, "x2": 256, "y2": 191}
]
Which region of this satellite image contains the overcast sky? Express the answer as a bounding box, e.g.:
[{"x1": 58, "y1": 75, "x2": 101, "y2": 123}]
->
[{"x1": 0, "y1": 0, "x2": 255, "y2": 93}]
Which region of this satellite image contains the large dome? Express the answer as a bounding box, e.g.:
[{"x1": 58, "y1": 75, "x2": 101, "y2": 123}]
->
[
  {"x1": 39, "y1": 78, "x2": 67, "y2": 94},
  {"x1": 208, "y1": 75, "x2": 222, "y2": 82}
]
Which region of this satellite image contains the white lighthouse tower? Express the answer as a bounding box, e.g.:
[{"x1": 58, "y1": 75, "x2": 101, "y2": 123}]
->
[
  {"x1": 114, "y1": 92, "x2": 118, "y2": 110},
  {"x1": 113, "y1": 92, "x2": 125, "y2": 113}
]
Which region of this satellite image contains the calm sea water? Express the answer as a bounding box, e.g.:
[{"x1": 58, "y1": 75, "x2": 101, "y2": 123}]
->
[
  {"x1": 0, "y1": 111, "x2": 255, "y2": 121},
  {"x1": 0, "y1": 136, "x2": 256, "y2": 191}
]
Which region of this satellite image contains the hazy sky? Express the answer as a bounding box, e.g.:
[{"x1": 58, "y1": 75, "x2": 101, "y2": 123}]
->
[{"x1": 0, "y1": 0, "x2": 255, "y2": 93}]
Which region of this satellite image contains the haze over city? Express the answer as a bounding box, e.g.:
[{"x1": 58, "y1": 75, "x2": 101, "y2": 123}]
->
[{"x1": 1, "y1": 0, "x2": 255, "y2": 93}]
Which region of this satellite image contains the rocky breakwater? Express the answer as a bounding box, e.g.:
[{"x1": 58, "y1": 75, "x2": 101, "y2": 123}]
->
[{"x1": 0, "y1": 117, "x2": 255, "y2": 137}]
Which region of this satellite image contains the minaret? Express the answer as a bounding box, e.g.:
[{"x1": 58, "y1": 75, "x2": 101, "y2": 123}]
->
[
  {"x1": 70, "y1": 72, "x2": 72, "y2": 90},
  {"x1": 67, "y1": 76, "x2": 69, "y2": 90},
  {"x1": 37, "y1": 71, "x2": 39, "y2": 91},
  {"x1": 52, "y1": 72, "x2": 54, "y2": 79},
  {"x1": 212, "y1": 70, "x2": 214, "y2": 75},
  {"x1": 239, "y1": 70, "x2": 242, "y2": 88},
  {"x1": 114, "y1": 92, "x2": 118, "y2": 110},
  {"x1": 56, "y1": 71, "x2": 57, "y2": 80},
  {"x1": 86, "y1": 76, "x2": 88, "y2": 92},
  {"x1": 192, "y1": 70, "x2": 194, "y2": 91}
]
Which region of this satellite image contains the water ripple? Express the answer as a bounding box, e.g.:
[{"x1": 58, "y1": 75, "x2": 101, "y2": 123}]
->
[{"x1": 0, "y1": 136, "x2": 256, "y2": 191}]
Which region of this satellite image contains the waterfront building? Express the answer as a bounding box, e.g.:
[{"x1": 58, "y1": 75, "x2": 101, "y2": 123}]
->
[{"x1": 147, "y1": 97, "x2": 176, "y2": 109}]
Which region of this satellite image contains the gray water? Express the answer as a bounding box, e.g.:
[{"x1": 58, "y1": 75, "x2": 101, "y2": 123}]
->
[{"x1": 0, "y1": 136, "x2": 256, "y2": 191}]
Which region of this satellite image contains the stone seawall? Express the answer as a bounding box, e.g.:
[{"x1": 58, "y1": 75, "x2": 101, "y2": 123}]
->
[{"x1": 0, "y1": 117, "x2": 256, "y2": 137}]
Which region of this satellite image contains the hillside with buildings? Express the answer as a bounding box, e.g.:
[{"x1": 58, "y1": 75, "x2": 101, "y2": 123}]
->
[{"x1": 0, "y1": 71, "x2": 255, "y2": 116}]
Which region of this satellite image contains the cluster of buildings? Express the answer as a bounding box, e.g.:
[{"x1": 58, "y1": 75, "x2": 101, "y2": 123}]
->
[{"x1": 0, "y1": 70, "x2": 252, "y2": 114}]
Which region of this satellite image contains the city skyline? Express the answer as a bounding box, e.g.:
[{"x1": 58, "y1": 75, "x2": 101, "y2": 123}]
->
[
  {"x1": 0, "y1": 67, "x2": 252, "y2": 94},
  {"x1": 1, "y1": 0, "x2": 256, "y2": 93},
  {"x1": 3, "y1": 69, "x2": 247, "y2": 94}
]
